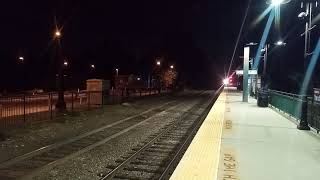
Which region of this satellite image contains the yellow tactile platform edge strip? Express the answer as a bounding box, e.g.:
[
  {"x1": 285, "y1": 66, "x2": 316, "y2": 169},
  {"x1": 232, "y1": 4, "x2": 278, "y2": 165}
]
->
[{"x1": 170, "y1": 92, "x2": 226, "y2": 180}]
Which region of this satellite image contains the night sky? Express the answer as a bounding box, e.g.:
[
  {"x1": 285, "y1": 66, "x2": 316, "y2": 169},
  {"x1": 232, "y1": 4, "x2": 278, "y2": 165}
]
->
[{"x1": 0, "y1": 0, "x2": 319, "y2": 92}]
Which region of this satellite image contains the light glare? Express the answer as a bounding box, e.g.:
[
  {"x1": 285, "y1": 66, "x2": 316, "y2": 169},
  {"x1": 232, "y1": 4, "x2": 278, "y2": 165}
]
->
[
  {"x1": 272, "y1": 0, "x2": 284, "y2": 6},
  {"x1": 298, "y1": 12, "x2": 307, "y2": 18},
  {"x1": 223, "y1": 78, "x2": 229, "y2": 85},
  {"x1": 275, "y1": 40, "x2": 286, "y2": 46},
  {"x1": 55, "y1": 30, "x2": 61, "y2": 38}
]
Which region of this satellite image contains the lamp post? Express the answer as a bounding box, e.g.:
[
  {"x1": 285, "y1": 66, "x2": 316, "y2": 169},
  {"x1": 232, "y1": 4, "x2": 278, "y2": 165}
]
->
[
  {"x1": 89, "y1": 64, "x2": 96, "y2": 78},
  {"x1": 63, "y1": 60, "x2": 68, "y2": 67},
  {"x1": 54, "y1": 29, "x2": 66, "y2": 111},
  {"x1": 19, "y1": 56, "x2": 24, "y2": 63},
  {"x1": 115, "y1": 68, "x2": 119, "y2": 77},
  {"x1": 18, "y1": 56, "x2": 26, "y2": 91},
  {"x1": 296, "y1": 0, "x2": 318, "y2": 130},
  {"x1": 148, "y1": 60, "x2": 162, "y2": 88},
  {"x1": 298, "y1": 1, "x2": 317, "y2": 69},
  {"x1": 262, "y1": 41, "x2": 286, "y2": 77},
  {"x1": 264, "y1": 0, "x2": 290, "y2": 82}
]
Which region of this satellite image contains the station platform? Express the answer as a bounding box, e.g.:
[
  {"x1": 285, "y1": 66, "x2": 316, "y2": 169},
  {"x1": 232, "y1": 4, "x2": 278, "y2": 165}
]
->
[{"x1": 170, "y1": 89, "x2": 320, "y2": 180}]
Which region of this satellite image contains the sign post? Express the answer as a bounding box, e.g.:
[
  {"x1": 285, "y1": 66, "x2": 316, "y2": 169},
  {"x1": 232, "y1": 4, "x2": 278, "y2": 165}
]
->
[{"x1": 243, "y1": 47, "x2": 250, "y2": 102}]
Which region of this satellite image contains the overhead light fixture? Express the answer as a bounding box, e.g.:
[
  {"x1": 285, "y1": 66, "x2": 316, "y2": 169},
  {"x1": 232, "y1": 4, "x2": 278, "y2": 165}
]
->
[
  {"x1": 272, "y1": 0, "x2": 284, "y2": 6},
  {"x1": 246, "y1": 42, "x2": 258, "y2": 46},
  {"x1": 298, "y1": 12, "x2": 308, "y2": 18},
  {"x1": 275, "y1": 40, "x2": 286, "y2": 46},
  {"x1": 266, "y1": 0, "x2": 291, "y2": 6}
]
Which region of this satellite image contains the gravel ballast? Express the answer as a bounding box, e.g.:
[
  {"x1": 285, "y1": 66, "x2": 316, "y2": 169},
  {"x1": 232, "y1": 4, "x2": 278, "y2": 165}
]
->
[{"x1": 33, "y1": 96, "x2": 204, "y2": 180}]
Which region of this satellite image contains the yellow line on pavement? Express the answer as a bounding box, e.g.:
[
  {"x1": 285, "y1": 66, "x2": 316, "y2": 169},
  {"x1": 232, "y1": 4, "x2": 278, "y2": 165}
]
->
[{"x1": 170, "y1": 92, "x2": 226, "y2": 180}]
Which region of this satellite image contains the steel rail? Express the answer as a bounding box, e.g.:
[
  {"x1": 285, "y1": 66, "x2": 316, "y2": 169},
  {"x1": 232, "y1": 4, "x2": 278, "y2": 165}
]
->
[
  {"x1": 100, "y1": 90, "x2": 220, "y2": 180},
  {"x1": 159, "y1": 88, "x2": 223, "y2": 179}
]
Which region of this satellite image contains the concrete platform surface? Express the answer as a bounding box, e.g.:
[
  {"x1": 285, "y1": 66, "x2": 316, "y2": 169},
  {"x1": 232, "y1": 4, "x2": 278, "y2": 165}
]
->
[{"x1": 171, "y1": 89, "x2": 320, "y2": 180}]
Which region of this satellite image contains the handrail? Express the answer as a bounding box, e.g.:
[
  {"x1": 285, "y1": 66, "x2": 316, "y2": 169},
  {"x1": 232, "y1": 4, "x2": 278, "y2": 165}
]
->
[
  {"x1": 268, "y1": 89, "x2": 305, "y2": 120},
  {"x1": 269, "y1": 90, "x2": 307, "y2": 99}
]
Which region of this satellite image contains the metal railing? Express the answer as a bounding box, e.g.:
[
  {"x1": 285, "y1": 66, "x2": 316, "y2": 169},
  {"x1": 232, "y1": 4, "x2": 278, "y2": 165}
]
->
[
  {"x1": 268, "y1": 90, "x2": 306, "y2": 120},
  {"x1": 0, "y1": 88, "x2": 170, "y2": 128},
  {"x1": 307, "y1": 98, "x2": 320, "y2": 132},
  {"x1": 268, "y1": 90, "x2": 320, "y2": 132}
]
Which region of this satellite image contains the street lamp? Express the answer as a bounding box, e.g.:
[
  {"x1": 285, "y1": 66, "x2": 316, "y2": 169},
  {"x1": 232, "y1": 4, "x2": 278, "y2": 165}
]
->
[
  {"x1": 296, "y1": 1, "x2": 318, "y2": 130},
  {"x1": 63, "y1": 61, "x2": 68, "y2": 67},
  {"x1": 90, "y1": 64, "x2": 95, "y2": 69},
  {"x1": 55, "y1": 30, "x2": 61, "y2": 38},
  {"x1": 18, "y1": 56, "x2": 26, "y2": 91},
  {"x1": 275, "y1": 40, "x2": 286, "y2": 46},
  {"x1": 247, "y1": 42, "x2": 258, "y2": 46},
  {"x1": 170, "y1": 65, "x2": 174, "y2": 69},
  {"x1": 298, "y1": 1, "x2": 317, "y2": 59},
  {"x1": 298, "y1": 12, "x2": 308, "y2": 18},
  {"x1": 54, "y1": 28, "x2": 66, "y2": 111},
  {"x1": 261, "y1": 40, "x2": 286, "y2": 85},
  {"x1": 19, "y1": 56, "x2": 24, "y2": 62},
  {"x1": 148, "y1": 60, "x2": 162, "y2": 88},
  {"x1": 115, "y1": 68, "x2": 119, "y2": 76}
]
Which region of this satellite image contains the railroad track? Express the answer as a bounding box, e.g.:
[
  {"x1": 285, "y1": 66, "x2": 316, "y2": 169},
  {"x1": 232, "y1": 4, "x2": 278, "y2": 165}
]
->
[
  {"x1": 0, "y1": 94, "x2": 202, "y2": 180},
  {"x1": 98, "y1": 90, "x2": 220, "y2": 180}
]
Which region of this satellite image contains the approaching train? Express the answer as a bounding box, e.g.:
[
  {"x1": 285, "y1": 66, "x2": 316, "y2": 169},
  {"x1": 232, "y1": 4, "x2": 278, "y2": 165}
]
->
[{"x1": 223, "y1": 74, "x2": 243, "y2": 90}]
